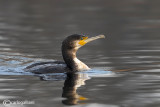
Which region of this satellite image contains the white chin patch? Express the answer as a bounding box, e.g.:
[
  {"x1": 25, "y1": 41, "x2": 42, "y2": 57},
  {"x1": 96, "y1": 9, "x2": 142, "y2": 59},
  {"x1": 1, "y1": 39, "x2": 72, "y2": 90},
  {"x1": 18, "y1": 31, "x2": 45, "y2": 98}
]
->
[{"x1": 75, "y1": 41, "x2": 82, "y2": 49}]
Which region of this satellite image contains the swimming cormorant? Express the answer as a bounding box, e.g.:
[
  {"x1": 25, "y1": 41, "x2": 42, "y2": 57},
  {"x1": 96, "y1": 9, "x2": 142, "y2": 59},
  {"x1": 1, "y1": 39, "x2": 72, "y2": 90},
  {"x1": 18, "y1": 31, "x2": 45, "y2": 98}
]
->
[{"x1": 25, "y1": 34, "x2": 105, "y2": 74}]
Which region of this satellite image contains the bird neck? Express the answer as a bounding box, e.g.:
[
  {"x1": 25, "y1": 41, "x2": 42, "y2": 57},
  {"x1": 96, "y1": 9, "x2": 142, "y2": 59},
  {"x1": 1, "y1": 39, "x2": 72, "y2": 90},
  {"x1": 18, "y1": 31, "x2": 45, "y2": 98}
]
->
[{"x1": 62, "y1": 48, "x2": 90, "y2": 71}]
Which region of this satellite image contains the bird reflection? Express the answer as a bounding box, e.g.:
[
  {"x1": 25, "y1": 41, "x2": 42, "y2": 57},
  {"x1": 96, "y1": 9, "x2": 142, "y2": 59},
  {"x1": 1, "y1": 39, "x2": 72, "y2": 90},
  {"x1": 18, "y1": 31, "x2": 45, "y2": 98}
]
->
[
  {"x1": 38, "y1": 72, "x2": 90, "y2": 105},
  {"x1": 62, "y1": 72, "x2": 90, "y2": 105}
]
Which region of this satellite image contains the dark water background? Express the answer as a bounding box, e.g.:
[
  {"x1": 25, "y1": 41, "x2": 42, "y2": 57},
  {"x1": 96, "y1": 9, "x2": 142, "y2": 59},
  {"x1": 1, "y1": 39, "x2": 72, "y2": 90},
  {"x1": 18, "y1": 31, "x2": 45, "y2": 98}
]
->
[{"x1": 0, "y1": 0, "x2": 160, "y2": 107}]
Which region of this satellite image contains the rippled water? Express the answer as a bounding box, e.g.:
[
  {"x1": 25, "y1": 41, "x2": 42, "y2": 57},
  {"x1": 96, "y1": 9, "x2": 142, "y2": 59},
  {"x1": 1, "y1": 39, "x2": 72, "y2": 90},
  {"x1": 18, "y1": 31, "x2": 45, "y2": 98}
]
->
[{"x1": 0, "y1": 0, "x2": 160, "y2": 107}]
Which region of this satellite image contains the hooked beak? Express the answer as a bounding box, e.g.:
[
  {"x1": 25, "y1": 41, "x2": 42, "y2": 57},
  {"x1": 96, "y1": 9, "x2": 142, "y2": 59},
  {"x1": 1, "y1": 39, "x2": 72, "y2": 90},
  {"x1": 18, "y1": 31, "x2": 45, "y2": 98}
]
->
[{"x1": 78, "y1": 35, "x2": 105, "y2": 46}]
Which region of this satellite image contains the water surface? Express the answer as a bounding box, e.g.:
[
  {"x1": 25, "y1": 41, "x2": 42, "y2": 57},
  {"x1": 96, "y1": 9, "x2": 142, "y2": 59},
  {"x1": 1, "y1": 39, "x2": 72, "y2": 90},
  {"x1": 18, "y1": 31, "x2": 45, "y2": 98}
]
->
[{"x1": 0, "y1": 0, "x2": 160, "y2": 107}]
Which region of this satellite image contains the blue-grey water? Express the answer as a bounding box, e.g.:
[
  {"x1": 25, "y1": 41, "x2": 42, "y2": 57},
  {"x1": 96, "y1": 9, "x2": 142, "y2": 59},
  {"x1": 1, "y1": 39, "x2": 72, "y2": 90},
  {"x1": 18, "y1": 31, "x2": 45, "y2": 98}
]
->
[{"x1": 0, "y1": 0, "x2": 160, "y2": 107}]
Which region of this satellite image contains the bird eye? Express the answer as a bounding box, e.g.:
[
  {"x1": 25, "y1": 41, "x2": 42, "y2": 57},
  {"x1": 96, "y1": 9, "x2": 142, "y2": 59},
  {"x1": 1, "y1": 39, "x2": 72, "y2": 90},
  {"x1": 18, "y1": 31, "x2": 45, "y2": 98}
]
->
[{"x1": 80, "y1": 36, "x2": 88, "y2": 40}]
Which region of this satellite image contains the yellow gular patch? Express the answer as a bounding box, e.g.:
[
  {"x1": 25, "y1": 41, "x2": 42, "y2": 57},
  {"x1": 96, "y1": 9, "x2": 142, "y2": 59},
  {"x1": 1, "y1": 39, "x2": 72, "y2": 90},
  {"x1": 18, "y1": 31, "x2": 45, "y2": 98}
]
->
[
  {"x1": 79, "y1": 96, "x2": 88, "y2": 100},
  {"x1": 78, "y1": 37, "x2": 88, "y2": 46}
]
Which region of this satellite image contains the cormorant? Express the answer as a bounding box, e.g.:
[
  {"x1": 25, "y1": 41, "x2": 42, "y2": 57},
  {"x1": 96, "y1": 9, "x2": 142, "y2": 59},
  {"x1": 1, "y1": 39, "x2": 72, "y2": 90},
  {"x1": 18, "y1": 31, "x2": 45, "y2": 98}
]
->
[{"x1": 25, "y1": 34, "x2": 105, "y2": 74}]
